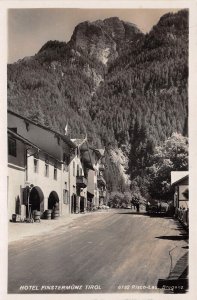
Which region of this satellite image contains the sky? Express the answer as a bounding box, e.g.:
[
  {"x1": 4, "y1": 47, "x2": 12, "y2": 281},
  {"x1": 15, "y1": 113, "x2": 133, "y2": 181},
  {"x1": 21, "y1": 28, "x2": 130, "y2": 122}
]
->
[{"x1": 8, "y1": 8, "x2": 179, "y2": 63}]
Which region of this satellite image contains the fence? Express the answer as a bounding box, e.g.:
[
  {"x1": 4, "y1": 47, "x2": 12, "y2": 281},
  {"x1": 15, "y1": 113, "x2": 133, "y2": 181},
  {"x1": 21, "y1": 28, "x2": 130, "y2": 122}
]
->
[{"x1": 177, "y1": 208, "x2": 189, "y2": 228}]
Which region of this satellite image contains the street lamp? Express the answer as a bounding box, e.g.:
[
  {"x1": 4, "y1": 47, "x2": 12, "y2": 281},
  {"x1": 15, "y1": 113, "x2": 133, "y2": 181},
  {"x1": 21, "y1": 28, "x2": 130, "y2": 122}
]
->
[{"x1": 27, "y1": 184, "x2": 34, "y2": 220}]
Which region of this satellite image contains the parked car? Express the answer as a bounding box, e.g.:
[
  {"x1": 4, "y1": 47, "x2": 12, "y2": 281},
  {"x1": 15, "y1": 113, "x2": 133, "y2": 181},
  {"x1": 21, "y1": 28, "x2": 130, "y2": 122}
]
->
[{"x1": 98, "y1": 205, "x2": 109, "y2": 210}]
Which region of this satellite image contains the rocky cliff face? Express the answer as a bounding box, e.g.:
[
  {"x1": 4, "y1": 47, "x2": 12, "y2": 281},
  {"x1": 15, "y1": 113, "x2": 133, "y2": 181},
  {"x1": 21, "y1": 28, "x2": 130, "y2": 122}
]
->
[
  {"x1": 8, "y1": 10, "x2": 188, "y2": 192},
  {"x1": 69, "y1": 17, "x2": 143, "y2": 65}
]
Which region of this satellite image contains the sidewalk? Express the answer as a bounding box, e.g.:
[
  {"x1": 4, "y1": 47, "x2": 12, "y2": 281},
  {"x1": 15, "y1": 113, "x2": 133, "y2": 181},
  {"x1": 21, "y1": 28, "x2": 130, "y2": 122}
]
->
[{"x1": 8, "y1": 212, "x2": 90, "y2": 243}]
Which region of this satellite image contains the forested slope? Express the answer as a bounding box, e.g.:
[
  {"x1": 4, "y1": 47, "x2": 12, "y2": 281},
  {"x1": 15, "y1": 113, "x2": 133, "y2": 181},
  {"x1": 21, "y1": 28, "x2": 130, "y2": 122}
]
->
[{"x1": 7, "y1": 10, "x2": 188, "y2": 194}]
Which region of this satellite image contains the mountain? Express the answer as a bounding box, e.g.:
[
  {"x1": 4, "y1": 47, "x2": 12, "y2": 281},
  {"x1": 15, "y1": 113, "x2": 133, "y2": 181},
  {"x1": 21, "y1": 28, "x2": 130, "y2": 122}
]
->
[
  {"x1": 69, "y1": 17, "x2": 143, "y2": 65},
  {"x1": 7, "y1": 10, "x2": 188, "y2": 193}
]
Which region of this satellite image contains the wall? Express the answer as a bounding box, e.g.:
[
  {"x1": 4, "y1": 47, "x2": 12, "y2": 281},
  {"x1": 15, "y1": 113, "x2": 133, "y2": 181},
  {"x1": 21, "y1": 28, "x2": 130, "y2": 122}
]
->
[
  {"x1": 8, "y1": 113, "x2": 62, "y2": 160},
  {"x1": 87, "y1": 169, "x2": 95, "y2": 196},
  {"x1": 87, "y1": 152, "x2": 102, "y2": 207},
  {"x1": 62, "y1": 165, "x2": 70, "y2": 215},
  {"x1": 94, "y1": 164, "x2": 99, "y2": 207},
  {"x1": 178, "y1": 185, "x2": 189, "y2": 209},
  {"x1": 8, "y1": 137, "x2": 26, "y2": 168},
  {"x1": 27, "y1": 153, "x2": 62, "y2": 214},
  {"x1": 7, "y1": 139, "x2": 26, "y2": 220},
  {"x1": 8, "y1": 112, "x2": 73, "y2": 217},
  {"x1": 7, "y1": 167, "x2": 25, "y2": 220},
  {"x1": 69, "y1": 149, "x2": 87, "y2": 212}
]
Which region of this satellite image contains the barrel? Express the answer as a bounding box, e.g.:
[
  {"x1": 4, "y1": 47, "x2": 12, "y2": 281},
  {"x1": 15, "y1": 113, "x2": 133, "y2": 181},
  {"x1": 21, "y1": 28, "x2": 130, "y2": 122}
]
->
[
  {"x1": 52, "y1": 209, "x2": 59, "y2": 220},
  {"x1": 45, "y1": 209, "x2": 52, "y2": 220},
  {"x1": 33, "y1": 210, "x2": 41, "y2": 222},
  {"x1": 12, "y1": 214, "x2": 16, "y2": 222}
]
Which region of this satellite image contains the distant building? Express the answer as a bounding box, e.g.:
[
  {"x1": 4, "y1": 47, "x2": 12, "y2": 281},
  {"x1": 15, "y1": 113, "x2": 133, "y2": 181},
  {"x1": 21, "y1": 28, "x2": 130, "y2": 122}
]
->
[
  {"x1": 171, "y1": 171, "x2": 189, "y2": 209},
  {"x1": 70, "y1": 138, "x2": 94, "y2": 213},
  {"x1": 87, "y1": 148, "x2": 106, "y2": 208}
]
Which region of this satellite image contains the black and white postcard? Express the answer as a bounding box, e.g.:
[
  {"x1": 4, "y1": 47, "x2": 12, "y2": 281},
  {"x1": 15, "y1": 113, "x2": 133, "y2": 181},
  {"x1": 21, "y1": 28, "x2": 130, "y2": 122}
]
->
[{"x1": 1, "y1": 1, "x2": 197, "y2": 300}]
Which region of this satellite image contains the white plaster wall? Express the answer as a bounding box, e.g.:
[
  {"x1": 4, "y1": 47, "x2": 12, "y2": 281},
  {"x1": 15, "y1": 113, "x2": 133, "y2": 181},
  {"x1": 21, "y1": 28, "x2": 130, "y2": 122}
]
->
[
  {"x1": 27, "y1": 156, "x2": 62, "y2": 213},
  {"x1": 87, "y1": 161, "x2": 101, "y2": 207},
  {"x1": 88, "y1": 169, "x2": 95, "y2": 195},
  {"x1": 69, "y1": 153, "x2": 87, "y2": 211},
  {"x1": 69, "y1": 155, "x2": 77, "y2": 200},
  {"x1": 62, "y1": 167, "x2": 70, "y2": 215},
  {"x1": 7, "y1": 166, "x2": 25, "y2": 220},
  {"x1": 179, "y1": 185, "x2": 188, "y2": 200}
]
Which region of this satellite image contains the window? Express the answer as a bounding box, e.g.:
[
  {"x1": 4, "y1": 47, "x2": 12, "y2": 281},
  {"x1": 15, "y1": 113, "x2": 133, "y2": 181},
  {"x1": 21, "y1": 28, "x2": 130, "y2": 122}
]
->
[
  {"x1": 34, "y1": 157, "x2": 39, "y2": 173},
  {"x1": 9, "y1": 127, "x2": 17, "y2": 133},
  {"x1": 63, "y1": 189, "x2": 68, "y2": 204},
  {"x1": 54, "y1": 165, "x2": 57, "y2": 180},
  {"x1": 77, "y1": 164, "x2": 79, "y2": 176},
  {"x1": 45, "y1": 158, "x2": 49, "y2": 177},
  {"x1": 8, "y1": 137, "x2": 17, "y2": 157},
  {"x1": 63, "y1": 163, "x2": 68, "y2": 172},
  {"x1": 73, "y1": 161, "x2": 75, "y2": 176}
]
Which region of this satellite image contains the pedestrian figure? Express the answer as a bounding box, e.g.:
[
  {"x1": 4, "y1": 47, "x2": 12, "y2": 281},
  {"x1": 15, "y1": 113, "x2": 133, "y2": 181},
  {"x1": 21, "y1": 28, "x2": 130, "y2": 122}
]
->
[{"x1": 146, "y1": 201, "x2": 150, "y2": 212}]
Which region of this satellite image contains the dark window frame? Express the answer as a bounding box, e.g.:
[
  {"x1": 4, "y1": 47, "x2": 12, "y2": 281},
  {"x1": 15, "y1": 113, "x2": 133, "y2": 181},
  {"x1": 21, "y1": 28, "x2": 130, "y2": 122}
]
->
[
  {"x1": 8, "y1": 137, "x2": 17, "y2": 157},
  {"x1": 54, "y1": 165, "x2": 57, "y2": 180},
  {"x1": 33, "y1": 157, "x2": 39, "y2": 173}
]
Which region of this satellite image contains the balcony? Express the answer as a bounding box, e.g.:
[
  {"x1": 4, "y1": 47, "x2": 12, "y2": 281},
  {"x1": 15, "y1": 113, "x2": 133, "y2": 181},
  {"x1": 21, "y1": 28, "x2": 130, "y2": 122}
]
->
[
  {"x1": 97, "y1": 175, "x2": 106, "y2": 187},
  {"x1": 76, "y1": 176, "x2": 87, "y2": 188},
  {"x1": 99, "y1": 164, "x2": 105, "y2": 171}
]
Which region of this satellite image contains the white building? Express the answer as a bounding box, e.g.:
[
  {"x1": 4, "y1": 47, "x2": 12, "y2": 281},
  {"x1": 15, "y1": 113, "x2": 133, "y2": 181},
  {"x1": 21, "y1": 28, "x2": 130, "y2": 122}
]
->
[
  {"x1": 87, "y1": 148, "x2": 106, "y2": 208},
  {"x1": 70, "y1": 139, "x2": 94, "y2": 213},
  {"x1": 8, "y1": 110, "x2": 76, "y2": 220},
  {"x1": 8, "y1": 110, "x2": 107, "y2": 221}
]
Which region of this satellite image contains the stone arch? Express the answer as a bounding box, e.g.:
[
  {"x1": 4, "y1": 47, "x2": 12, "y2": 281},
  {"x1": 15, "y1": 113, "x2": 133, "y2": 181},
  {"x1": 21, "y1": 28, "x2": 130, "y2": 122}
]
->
[
  {"x1": 48, "y1": 191, "x2": 60, "y2": 210},
  {"x1": 29, "y1": 186, "x2": 44, "y2": 212}
]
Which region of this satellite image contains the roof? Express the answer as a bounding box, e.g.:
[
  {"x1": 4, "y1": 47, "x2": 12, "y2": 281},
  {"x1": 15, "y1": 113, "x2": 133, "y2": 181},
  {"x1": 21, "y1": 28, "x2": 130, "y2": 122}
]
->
[
  {"x1": 8, "y1": 129, "x2": 39, "y2": 149},
  {"x1": 8, "y1": 129, "x2": 63, "y2": 163},
  {"x1": 171, "y1": 171, "x2": 189, "y2": 186},
  {"x1": 96, "y1": 149, "x2": 105, "y2": 156},
  {"x1": 89, "y1": 147, "x2": 105, "y2": 159},
  {"x1": 71, "y1": 138, "x2": 86, "y2": 147},
  {"x1": 70, "y1": 138, "x2": 95, "y2": 170},
  {"x1": 8, "y1": 110, "x2": 76, "y2": 149}
]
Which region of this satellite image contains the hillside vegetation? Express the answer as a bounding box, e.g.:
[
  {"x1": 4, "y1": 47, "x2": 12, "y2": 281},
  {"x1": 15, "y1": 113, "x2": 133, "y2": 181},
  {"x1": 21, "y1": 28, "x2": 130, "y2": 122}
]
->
[{"x1": 8, "y1": 10, "x2": 188, "y2": 197}]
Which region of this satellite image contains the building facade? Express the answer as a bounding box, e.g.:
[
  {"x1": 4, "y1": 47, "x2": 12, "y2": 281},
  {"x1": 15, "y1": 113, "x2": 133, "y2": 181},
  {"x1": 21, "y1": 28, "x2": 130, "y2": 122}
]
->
[
  {"x1": 8, "y1": 129, "x2": 30, "y2": 220},
  {"x1": 87, "y1": 148, "x2": 106, "y2": 209},
  {"x1": 7, "y1": 110, "x2": 107, "y2": 221},
  {"x1": 8, "y1": 110, "x2": 76, "y2": 220}
]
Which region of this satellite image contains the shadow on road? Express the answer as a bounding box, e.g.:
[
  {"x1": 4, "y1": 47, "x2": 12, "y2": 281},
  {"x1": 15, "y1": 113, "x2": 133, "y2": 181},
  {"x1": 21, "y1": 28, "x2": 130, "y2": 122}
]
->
[
  {"x1": 116, "y1": 211, "x2": 175, "y2": 221},
  {"x1": 147, "y1": 214, "x2": 172, "y2": 219},
  {"x1": 155, "y1": 234, "x2": 188, "y2": 241},
  {"x1": 157, "y1": 252, "x2": 188, "y2": 294},
  {"x1": 172, "y1": 227, "x2": 185, "y2": 231},
  {"x1": 116, "y1": 212, "x2": 147, "y2": 216}
]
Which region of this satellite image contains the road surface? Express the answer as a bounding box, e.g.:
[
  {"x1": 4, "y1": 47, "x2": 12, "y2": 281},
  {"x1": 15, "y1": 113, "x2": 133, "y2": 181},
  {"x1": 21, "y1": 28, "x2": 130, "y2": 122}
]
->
[{"x1": 8, "y1": 209, "x2": 188, "y2": 293}]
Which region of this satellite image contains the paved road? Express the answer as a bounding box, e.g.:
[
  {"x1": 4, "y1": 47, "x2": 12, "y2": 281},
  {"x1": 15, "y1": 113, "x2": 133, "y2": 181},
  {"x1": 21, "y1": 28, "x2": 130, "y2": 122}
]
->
[{"x1": 8, "y1": 210, "x2": 188, "y2": 294}]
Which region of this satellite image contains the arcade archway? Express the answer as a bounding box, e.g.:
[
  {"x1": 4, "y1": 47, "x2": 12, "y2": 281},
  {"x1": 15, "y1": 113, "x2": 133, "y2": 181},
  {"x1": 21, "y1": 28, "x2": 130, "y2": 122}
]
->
[
  {"x1": 29, "y1": 186, "x2": 44, "y2": 213},
  {"x1": 48, "y1": 191, "x2": 60, "y2": 210}
]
